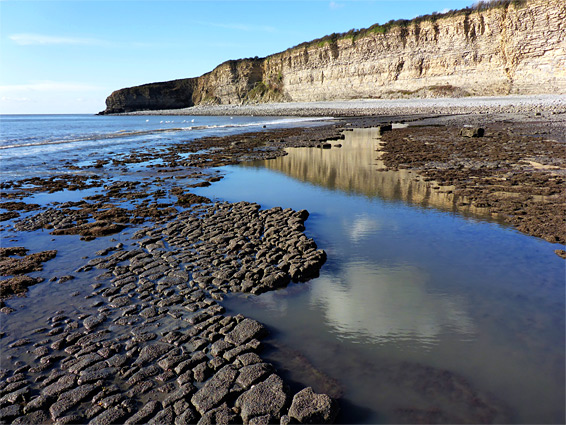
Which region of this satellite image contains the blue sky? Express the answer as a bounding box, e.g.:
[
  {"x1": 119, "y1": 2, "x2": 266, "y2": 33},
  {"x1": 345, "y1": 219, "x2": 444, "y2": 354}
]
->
[{"x1": 1, "y1": 0, "x2": 473, "y2": 114}]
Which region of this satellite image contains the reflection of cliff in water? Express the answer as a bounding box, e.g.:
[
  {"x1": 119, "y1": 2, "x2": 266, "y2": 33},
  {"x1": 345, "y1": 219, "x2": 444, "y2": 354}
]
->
[{"x1": 248, "y1": 128, "x2": 493, "y2": 219}]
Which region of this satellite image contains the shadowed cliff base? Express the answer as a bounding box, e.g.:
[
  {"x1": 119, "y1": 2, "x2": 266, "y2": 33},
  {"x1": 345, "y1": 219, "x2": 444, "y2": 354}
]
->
[{"x1": 100, "y1": 0, "x2": 566, "y2": 114}]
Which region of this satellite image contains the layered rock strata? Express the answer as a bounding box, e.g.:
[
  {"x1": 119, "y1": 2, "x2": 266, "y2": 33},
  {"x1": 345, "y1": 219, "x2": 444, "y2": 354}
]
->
[{"x1": 101, "y1": 0, "x2": 566, "y2": 114}]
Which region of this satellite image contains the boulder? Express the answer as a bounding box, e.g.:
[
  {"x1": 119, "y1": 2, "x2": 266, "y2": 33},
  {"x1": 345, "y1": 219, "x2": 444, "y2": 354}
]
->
[
  {"x1": 197, "y1": 403, "x2": 238, "y2": 425},
  {"x1": 191, "y1": 365, "x2": 238, "y2": 415},
  {"x1": 235, "y1": 374, "x2": 289, "y2": 424},
  {"x1": 288, "y1": 387, "x2": 338, "y2": 424},
  {"x1": 225, "y1": 319, "x2": 267, "y2": 346},
  {"x1": 459, "y1": 127, "x2": 484, "y2": 138}
]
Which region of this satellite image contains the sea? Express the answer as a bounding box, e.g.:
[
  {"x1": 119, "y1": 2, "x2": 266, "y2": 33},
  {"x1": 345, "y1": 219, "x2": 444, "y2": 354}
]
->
[
  {"x1": 1, "y1": 114, "x2": 565, "y2": 424},
  {"x1": 0, "y1": 114, "x2": 328, "y2": 179}
]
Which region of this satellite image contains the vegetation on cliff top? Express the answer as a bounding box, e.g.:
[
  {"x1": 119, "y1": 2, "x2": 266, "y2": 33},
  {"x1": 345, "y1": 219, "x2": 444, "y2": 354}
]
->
[{"x1": 281, "y1": 0, "x2": 527, "y2": 51}]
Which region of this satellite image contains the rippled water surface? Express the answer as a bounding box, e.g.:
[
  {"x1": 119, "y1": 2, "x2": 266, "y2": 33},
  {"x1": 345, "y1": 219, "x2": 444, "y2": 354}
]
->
[
  {"x1": 0, "y1": 114, "x2": 329, "y2": 179},
  {"x1": 193, "y1": 128, "x2": 565, "y2": 424}
]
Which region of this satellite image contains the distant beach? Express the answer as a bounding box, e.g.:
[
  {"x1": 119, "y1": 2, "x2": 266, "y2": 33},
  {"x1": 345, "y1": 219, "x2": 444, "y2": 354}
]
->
[{"x1": 118, "y1": 94, "x2": 566, "y2": 117}]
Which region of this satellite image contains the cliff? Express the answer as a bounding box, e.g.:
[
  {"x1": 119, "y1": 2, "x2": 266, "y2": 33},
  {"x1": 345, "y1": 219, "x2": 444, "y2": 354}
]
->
[{"x1": 100, "y1": 0, "x2": 566, "y2": 114}]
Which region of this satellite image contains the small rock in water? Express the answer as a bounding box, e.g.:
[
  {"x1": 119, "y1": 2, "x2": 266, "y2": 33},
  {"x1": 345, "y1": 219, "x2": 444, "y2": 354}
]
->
[
  {"x1": 459, "y1": 127, "x2": 485, "y2": 138},
  {"x1": 288, "y1": 387, "x2": 339, "y2": 424}
]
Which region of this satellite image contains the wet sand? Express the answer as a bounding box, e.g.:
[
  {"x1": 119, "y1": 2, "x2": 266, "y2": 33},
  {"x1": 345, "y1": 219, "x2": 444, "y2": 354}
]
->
[{"x1": 1, "y1": 108, "x2": 565, "y2": 424}]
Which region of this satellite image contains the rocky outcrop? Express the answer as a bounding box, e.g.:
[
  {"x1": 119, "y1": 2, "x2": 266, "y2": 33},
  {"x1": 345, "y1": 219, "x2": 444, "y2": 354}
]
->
[{"x1": 101, "y1": 0, "x2": 566, "y2": 114}]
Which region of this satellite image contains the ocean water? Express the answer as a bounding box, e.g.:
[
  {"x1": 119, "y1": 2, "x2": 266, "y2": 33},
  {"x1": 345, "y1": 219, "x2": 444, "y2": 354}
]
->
[
  {"x1": 0, "y1": 114, "x2": 329, "y2": 179},
  {"x1": 1, "y1": 116, "x2": 564, "y2": 424}
]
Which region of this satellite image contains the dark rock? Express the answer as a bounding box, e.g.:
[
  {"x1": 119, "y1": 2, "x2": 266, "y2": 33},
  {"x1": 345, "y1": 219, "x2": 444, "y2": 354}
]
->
[
  {"x1": 98, "y1": 393, "x2": 125, "y2": 409},
  {"x1": 140, "y1": 306, "x2": 159, "y2": 318},
  {"x1": 1, "y1": 380, "x2": 26, "y2": 394},
  {"x1": 124, "y1": 400, "x2": 160, "y2": 425},
  {"x1": 23, "y1": 394, "x2": 50, "y2": 413},
  {"x1": 39, "y1": 353, "x2": 65, "y2": 365},
  {"x1": 126, "y1": 381, "x2": 154, "y2": 398},
  {"x1": 459, "y1": 127, "x2": 485, "y2": 138},
  {"x1": 78, "y1": 367, "x2": 116, "y2": 385},
  {"x1": 235, "y1": 374, "x2": 289, "y2": 424},
  {"x1": 76, "y1": 330, "x2": 110, "y2": 347},
  {"x1": 236, "y1": 363, "x2": 274, "y2": 389},
  {"x1": 158, "y1": 353, "x2": 191, "y2": 370},
  {"x1": 88, "y1": 406, "x2": 128, "y2": 425},
  {"x1": 174, "y1": 351, "x2": 207, "y2": 375},
  {"x1": 126, "y1": 365, "x2": 161, "y2": 386},
  {"x1": 174, "y1": 406, "x2": 199, "y2": 425},
  {"x1": 0, "y1": 404, "x2": 22, "y2": 422},
  {"x1": 134, "y1": 343, "x2": 172, "y2": 365},
  {"x1": 148, "y1": 405, "x2": 174, "y2": 425},
  {"x1": 8, "y1": 338, "x2": 31, "y2": 348},
  {"x1": 173, "y1": 400, "x2": 191, "y2": 416},
  {"x1": 288, "y1": 387, "x2": 338, "y2": 424},
  {"x1": 236, "y1": 353, "x2": 262, "y2": 367},
  {"x1": 56, "y1": 414, "x2": 85, "y2": 425},
  {"x1": 67, "y1": 353, "x2": 103, "y2": 374},
  {"x1": 260, "y1": 271, "x2": 290, "y2": 290},
  {"x1": 225, "y1": 319, "x2": 267, "y2": 346},
  {"x1": 249, "y1": 415, "x2": 271, "y2": 425},
  {"x1": 109, "y1": 296, "x2": 130, "y2": 308},
  {"x1": 163, "y1": 383, "x2": 197, "y2": 408},
  {"x1": 190, "y1": 365, "x2": 238, "y2": 415},
  {"x1": 33, "y1": 346, "x2": 49, "y2": 358},
  {"x1": 49, "y1": 384, "x2": 97, "y2": 419},
  {"x1": 193, "y1": 361, "x2": 212, "y2": 383},
  {"x1": 156, "y1": 370, "x2": 176, "y2": 383},
  {"x1": 210, "y1": 340, "x2": 233, "y2": 357},
  {"x1": 197, "y1": 403, "x2": 238, "y2": 425},
  {"x1": 83, "y1": 314, "x2": 106, "y2": 331},
  {"x1": 208, "y1": 357, "x2": 226, "y2": 372},
  {"x1": 41, "y1": 374, "x2": 77, "y2": 398},
  {"x1": 91, "y1": 384, "x2": 120, "y2": 404},
  {"x1": 0, "y1": 386, "x2": 30, "y2": 405},
  {"x1": 12, "y1": 409, "x2": 50, "y2": 424},
  {"x1": 223, "y1": 339, "x2": 261, "y2": 362},
  {"x1": 106, "y1": 354, "x2": 128, "y2": 368}
]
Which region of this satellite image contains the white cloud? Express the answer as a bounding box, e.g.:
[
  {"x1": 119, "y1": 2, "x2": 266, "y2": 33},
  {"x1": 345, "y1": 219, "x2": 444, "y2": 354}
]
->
[
  {"x1": 348, "y1": 215, "x2": 381, "y2": 243},
  {"x1": 0, "y1": 81, "x2": 103, "y2": 93},
  {"x1": 329, "y1": 1, "x2": 344, "y2": 10},
  {"x1": 9, "y1": 33, "x2": 180, "y2": 49},
  {"x1": 9, "y1": 33, "x2": 107, "y2": 46},
  {"x1": 0, "y1": 96, "x2": 31, "y2": 103}
]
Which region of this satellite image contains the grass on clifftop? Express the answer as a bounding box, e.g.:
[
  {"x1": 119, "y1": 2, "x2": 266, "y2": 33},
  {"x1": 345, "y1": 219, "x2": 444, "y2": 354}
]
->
[{"x1": 285, "y1": 0, "x2": 528, "y2": 51}]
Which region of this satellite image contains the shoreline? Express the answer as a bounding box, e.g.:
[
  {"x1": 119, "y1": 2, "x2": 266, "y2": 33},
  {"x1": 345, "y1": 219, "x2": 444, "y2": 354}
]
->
[
  {"x1": 112, "y1": 94, "x2": 566, "y2": 117},
  {"x1": 1, "y1": 111, "x2": 564, "y2": 424}
]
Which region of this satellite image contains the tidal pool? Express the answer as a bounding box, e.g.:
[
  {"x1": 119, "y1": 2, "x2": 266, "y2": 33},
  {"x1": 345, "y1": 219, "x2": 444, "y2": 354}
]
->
[{"x1": 193, "y1": 128, "x2": 565, "y2": 424}]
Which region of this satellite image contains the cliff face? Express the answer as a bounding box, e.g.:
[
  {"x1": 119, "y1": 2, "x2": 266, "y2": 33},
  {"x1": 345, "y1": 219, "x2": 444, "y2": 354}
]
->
[{"x1": 101, "y1": 0, "x2": 566, "y2": 114}]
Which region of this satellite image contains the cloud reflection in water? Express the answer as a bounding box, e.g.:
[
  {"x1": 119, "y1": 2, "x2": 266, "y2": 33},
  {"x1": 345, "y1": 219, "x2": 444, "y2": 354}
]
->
[{"x1": 310, "y1": 261, "x2": 476, "y2": 349}]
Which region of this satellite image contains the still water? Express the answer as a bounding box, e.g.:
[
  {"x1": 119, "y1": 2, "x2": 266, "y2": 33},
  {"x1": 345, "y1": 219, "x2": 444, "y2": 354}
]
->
[{"x1": 193, "y1": 128, "x2": 565, "y2": 424}]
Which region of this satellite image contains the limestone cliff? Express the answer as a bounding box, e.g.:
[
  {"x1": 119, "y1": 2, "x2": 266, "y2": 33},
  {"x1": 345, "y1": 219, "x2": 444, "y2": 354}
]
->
[{"x1": 101, "y1": 0, "x2": 566, "y2": 114}]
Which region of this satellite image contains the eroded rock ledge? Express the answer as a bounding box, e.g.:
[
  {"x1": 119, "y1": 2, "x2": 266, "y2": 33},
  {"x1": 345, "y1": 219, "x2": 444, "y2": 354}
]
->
[{"x1": 0, "y1": 201, "x2": 336, "y2": 425}]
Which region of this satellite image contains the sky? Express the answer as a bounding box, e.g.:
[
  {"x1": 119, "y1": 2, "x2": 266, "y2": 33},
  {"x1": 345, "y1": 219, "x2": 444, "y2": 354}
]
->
[{"x1": 0, "y1": 0, "x2": 475, "y2": 114}]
